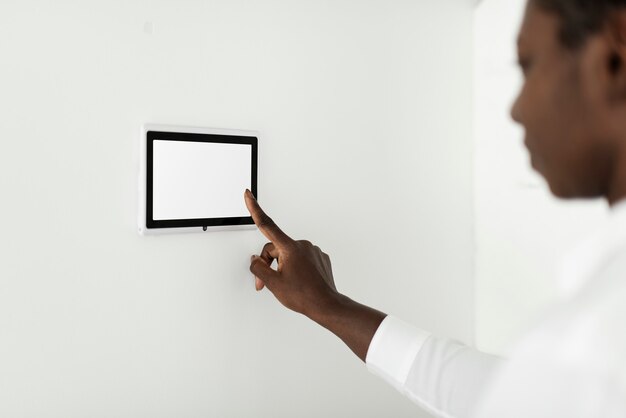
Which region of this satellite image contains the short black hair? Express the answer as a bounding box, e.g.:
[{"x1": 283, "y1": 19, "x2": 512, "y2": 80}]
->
[{"x1": 534, "y1": 0, "x2": 626, "y2": 49}]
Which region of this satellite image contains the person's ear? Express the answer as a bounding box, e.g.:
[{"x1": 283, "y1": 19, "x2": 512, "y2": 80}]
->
[{"x1": 606, "y1": 10, "x2": 626, "y2": 103}]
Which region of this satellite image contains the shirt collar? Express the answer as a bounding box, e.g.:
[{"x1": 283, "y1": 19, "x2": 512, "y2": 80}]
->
[{"x1": 557, "y1": 198, "x2": 626, "y2": 299}]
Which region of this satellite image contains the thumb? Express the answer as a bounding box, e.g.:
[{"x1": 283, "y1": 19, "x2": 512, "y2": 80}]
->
[{"x1": 250, "y1": 255, "x2": 278, "y2": 289}]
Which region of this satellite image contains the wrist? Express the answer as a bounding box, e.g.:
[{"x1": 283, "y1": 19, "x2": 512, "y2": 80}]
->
[
  {"x1": 304, "y1": 290, "x2": 350, "y2": 326},
  {"x1": 304, "y1": 291, "x2": 387, "y2": 362}
]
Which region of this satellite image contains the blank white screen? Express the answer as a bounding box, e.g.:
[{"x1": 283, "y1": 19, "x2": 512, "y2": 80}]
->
[{"x1": 152, "y1": 140, "x2": 252, "y2": 221}]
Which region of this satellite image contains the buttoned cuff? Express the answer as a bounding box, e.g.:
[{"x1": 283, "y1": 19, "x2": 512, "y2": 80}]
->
[{"x1": 365, "y1": 315, "x2": 432, "y2": 391}]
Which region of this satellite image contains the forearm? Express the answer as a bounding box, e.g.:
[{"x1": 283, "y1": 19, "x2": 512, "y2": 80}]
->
[
  {"x1": 305, "y1": 292, "x2": 387, "y2": 362},
  {"x1": 365, "y1": 316, "x2": 504, "y2": 418}
]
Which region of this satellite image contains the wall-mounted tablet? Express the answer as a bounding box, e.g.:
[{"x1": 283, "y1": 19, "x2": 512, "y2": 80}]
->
[{"x1": 138, "y1": 124, "x2": 258, "y2": 235}]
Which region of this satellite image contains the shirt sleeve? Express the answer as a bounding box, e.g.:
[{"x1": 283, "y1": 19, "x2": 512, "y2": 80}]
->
[{"x1": 366, "y1": 316, "x2": 504, "y2": 418}]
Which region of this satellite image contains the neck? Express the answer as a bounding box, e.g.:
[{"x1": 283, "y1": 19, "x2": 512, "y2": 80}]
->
[{"x1": 606, "y1": 147, "x2": 626, "y2": 207}]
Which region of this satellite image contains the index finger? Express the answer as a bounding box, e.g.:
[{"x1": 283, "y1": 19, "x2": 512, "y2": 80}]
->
[{"x1": 244, "y1": 189, "x2": 293, "y2": 247}]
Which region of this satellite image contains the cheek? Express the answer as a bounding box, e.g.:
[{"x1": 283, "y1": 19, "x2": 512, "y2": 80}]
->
[
  {"x1": 524, "y1": 73, "x2": 584, "y2": 154},
  {"x1": 516, "y1": 77, "x2": 587, "y2": 189},
  {"x1": 531, "y1": 107, "x2": 605, "y2": 196},
  {"x1": 514, "y1": 63, "x2": 610, "y2": 197}
]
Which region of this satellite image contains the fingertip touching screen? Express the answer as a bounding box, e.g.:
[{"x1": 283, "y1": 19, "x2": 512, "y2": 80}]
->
[{"x1": 144, "y1": 129, "x2": 257, "y2": 231}]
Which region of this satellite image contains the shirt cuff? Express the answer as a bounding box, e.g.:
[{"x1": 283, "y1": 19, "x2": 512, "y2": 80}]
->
[{"x1": 365, "y1": 315, "x2": 432, "y2": 391}]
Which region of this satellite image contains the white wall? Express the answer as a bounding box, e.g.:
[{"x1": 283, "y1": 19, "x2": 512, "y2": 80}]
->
[
  {"x1": 0, "y1": 1, "x2": 474, "y2": 417},
  {"x1": 473, "y1": 0, "x2": 608, "y2": 355}
]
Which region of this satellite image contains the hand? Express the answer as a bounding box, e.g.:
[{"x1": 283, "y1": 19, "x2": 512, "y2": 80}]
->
[
  {"x1": 243, "y1": 189, "x2": 386, "y2": 362},
  {"x1": 244, "y1": 189, "x2": 338, "y2": 317}
]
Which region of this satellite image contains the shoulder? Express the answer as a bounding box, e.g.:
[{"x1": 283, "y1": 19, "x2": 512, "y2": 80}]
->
[
  {"x1": 518, "y1": 252, "x2": 626, "y2": 374},
  {"x1": 478, "y1": 251, "x2": 626, "y2": 418},
  {"x1": 474, "y1": 255, "x2": 626, "y2": 417}
]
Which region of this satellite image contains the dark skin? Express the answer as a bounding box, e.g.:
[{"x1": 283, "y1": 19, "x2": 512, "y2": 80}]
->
[
  {"x1": 245, "y1": 0, "x2": 626, "y2": 363},
  {"x1": 244, "y1": 189, "x2": 385, "y2": 361},
  {"x1": 513, "y1": 1, "x2": 626, "y2": 203}
]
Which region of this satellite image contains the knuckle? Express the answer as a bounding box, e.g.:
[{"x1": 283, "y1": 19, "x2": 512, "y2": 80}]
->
[
  {"x1": 258, "y1": 214, "x2": 275, "y2": 229},
  {"x1": 283, "y1": 240, "x2": 298, "y2": 252}
]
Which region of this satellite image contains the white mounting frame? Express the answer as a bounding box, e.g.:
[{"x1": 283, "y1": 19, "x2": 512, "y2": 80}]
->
[{"x1": 138, "y1": 124, "x2": 259, "y2": 236}]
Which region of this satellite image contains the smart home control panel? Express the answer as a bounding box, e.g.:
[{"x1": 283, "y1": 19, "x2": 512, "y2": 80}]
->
[{"x1": 138, "y1": 125, "x2": 258, "y2": 235}]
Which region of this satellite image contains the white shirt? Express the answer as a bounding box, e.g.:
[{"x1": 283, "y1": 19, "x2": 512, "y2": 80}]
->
[{"x1": 366, "y1": 200, "x2": 626, "y2": 418}]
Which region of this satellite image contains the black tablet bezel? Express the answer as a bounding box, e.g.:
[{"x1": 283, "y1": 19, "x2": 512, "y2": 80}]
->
[{"x1": 145, "y1": 130, "x2": 257, "y2": 230}]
